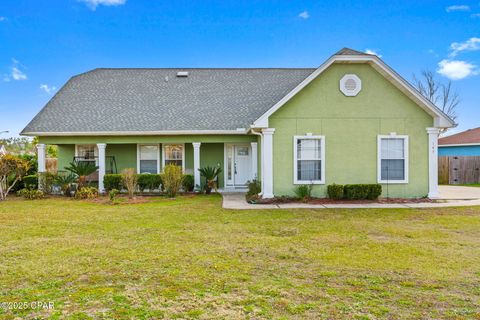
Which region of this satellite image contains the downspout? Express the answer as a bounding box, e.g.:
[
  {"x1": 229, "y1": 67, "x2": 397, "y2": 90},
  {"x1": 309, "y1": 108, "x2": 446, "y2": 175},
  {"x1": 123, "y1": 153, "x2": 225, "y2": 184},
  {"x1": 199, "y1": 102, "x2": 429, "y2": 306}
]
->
[{"x1": 250, "y1": 128, "x2": 264, "y2": 196}]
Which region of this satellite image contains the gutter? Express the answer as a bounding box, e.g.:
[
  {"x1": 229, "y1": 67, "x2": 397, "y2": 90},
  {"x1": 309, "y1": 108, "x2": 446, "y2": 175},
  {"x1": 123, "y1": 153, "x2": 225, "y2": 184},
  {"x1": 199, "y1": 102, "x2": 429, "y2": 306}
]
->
[{"x1": 21, "y1": 129, "x2": 249, "y2": 137}]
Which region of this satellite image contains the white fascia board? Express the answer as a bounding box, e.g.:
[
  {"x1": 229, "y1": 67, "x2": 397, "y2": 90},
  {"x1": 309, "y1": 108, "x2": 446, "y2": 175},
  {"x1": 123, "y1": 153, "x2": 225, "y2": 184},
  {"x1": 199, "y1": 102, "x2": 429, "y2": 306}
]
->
[
  {"x1": 251, "y1": 55, "x2": 455, "y2": 129},
  {"x1": 21, "y1": 130, "x2": 248, "y2": 137},
  {"x1": 439, "y1": 143, "x2": 480, "y2": 147}
]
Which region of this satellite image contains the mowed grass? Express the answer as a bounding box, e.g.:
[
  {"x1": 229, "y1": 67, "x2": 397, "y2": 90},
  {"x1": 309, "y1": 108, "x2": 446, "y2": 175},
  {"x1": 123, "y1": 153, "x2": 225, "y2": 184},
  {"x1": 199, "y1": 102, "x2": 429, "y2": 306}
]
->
[{"x1": 0, "y1": 196, "x2": 479, "y2": 319}]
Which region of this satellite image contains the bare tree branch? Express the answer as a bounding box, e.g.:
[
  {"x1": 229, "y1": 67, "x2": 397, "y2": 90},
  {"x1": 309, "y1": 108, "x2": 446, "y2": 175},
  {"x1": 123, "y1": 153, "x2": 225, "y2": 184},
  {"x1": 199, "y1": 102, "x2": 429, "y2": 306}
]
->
[{"x1": 412, "y1": 69, "x2": 459, "y2": 123}]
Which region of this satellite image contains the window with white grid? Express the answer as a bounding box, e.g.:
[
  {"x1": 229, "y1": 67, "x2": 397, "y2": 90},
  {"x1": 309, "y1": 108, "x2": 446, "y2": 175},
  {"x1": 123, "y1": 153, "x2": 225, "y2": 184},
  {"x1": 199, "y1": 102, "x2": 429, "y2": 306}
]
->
[{"x1": 293, "y1": 136, "x2": 325, "y2": 184}]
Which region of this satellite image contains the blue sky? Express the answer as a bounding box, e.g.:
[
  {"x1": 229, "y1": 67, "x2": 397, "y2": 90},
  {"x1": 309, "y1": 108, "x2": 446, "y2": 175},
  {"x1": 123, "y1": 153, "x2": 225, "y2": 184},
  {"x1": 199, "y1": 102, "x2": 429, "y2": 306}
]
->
[{"x1": 0, "y1": 0, "x2": 479, "y2": 136}]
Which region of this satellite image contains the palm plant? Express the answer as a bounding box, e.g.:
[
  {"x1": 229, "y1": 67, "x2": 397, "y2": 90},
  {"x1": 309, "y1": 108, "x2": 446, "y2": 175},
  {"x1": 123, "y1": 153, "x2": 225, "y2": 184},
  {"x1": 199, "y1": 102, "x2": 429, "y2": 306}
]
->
[
  {"x1": 55, "y1": 173, "x2": 77, "y2": 197},
  {"x1": 64, "y1": 161, "x2": 98, "y2": 189},
  {"x1": 198, "y1": 166, "x2": 222, "y2": 194}
]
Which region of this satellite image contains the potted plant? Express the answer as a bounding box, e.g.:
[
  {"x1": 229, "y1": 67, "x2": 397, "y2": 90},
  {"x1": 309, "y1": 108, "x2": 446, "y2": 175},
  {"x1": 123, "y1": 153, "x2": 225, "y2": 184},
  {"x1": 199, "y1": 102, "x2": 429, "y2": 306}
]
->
[{"x1": 198, "y1": 166, "x2": 222, "y2": 194}]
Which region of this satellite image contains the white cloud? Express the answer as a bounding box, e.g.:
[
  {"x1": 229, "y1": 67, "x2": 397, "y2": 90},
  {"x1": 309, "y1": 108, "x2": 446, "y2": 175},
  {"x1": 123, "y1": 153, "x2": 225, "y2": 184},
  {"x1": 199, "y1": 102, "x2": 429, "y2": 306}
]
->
[
  {"x1": 437, "y1": 59, "x2": 478, "y2": 80},
  {"x1": 11, "y1": 67, "x2": 27, "y2": 80},
  {"x1": 80, "y1": 0, "x2": 126, "y2": 10},
  {"x1": 449, "y1": 37, "x2": 480, "y2": 57},
  {"x1": 39, "y1": 84, "x2": 57, "y2": 94},
  {"x1": 0, "y1": 17, "x2": 6, "y2": 22},
  {"x1": 298, "y1": 11, "x2": 309, "y2": 19},
  {"x1": 445, "y1": 5, "x2": 470, "y2": 12},
  {"x1": 3, "y1": 59, "x2": 27, "y2": 82},
  {"x1": 365, "y1": 49, "x2": 382, "y2": 57}
]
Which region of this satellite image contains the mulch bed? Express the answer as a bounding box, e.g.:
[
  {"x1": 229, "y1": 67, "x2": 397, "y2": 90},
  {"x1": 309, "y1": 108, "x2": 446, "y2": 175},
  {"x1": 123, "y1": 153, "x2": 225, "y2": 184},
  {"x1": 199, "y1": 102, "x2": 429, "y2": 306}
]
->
[{"x1": 253, "y1": 197, "x2": 433, "y2": 205}]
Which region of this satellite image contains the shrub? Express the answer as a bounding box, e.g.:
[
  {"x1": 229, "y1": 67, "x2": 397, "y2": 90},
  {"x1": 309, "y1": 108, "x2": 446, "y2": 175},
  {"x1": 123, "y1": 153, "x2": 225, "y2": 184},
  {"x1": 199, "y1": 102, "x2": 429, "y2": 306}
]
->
[
  {"x1": 55, "y1": 173, "x2": 76, "y2": 197},
  {"x1": 294, "y1": 184, "x2": 313, "y2": 202},
  {"x1": 198, "y1": 166, "x2": 222, "y2": 194},
  {"x1": 161, "y1": 164, "x2": 183, "y2": 198},
  {"x1": 0, "y1": 154, "x2": 30, "y2": 201},
  {"x1": 137, "y1": 174, "x2": 162, "y2": 192},
  {"x1": 367, "y1": 184, "x2": 382, "y2": 200},
  {"x1": 17, "y1": 188, "x2": 45, "y2": 200},
  {"x1": 246, "y1": 179, "x2": 261, "y2": 196},
  {"x1": 182, "y1": 174, "x2": 194, "y2": 192},
  {"x1": 344, "y1": 184, "x2": 382, "y2": 200},
  {"x1": 104, "y1": 174, "x2": 122, "y2": 191},
  {"x1": 75, "y1": 186, "x2": 99, "y2": 199},
  {"x1": 22, "y1": 175, "x2": 38, "y2": 190},
  {"x1": 64, "y1": 161, "x2": 98, "y2": 188},
  {"x1": 38, "y1": 172, "x2": 57, "y2": 195},
  {"x1": 122, "y1": 168, "x2": 138, "y2": 199},
  {"x1": 327, "y1": 184, "x2": 344, "y2": 200},
  {"x1": 109, "y1": 188, "x2": 119, "y2": 202},
  {"x1": 19, "y1": 153, "x2": 38, "y2": 176}
]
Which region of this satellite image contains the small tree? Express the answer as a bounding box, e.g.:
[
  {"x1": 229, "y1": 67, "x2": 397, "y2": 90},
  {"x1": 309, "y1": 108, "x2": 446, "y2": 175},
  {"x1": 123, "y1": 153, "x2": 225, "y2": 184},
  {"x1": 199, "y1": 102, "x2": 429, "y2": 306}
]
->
[
  {"x1": 413, "y1": 70, "x2": 459, "y2": 124},
  {"x1": 161, "y1": 164, "x2": 183, "y2": 198},
  {"x1": 0, "y1": 154, "x2": 30, "y2": 200},
  {"x1": 121, "y1": 168, "x2": 137, "y2": 199}
]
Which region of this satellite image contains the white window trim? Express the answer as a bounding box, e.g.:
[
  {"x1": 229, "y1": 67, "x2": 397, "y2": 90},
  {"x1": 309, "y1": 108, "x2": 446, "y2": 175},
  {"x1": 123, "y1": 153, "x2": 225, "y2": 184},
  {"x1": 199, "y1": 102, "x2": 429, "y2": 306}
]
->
[
  {"x1": 377, "y1": 135, "x2": 409, "y2": 184},
  {"x1": 75, "y1": 144, "x2": 98, "y2": 165},
  {"x1": 293, "y1": 135, "x2": 325, "y2": 185},
  {"x1": 137, "y1": 144, "x2": 160, "y2": 174},
  {"x1": 161, "y1": 143, "x2": 186, "y2": 172}
]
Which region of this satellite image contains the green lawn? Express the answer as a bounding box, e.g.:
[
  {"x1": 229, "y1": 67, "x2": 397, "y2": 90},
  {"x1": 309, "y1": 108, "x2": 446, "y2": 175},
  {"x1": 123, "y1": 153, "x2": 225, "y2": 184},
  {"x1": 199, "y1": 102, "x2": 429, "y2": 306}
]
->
[{"x1": 0, "y1": 195, "x2": 479, "y2": 319}]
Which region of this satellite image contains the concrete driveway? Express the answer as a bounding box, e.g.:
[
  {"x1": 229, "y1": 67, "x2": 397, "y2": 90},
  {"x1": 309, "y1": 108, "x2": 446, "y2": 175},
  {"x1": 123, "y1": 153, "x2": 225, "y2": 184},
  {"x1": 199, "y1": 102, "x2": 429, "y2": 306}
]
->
[{"x1": 439, "y1": 185, "x2": 480, "y2": 200}]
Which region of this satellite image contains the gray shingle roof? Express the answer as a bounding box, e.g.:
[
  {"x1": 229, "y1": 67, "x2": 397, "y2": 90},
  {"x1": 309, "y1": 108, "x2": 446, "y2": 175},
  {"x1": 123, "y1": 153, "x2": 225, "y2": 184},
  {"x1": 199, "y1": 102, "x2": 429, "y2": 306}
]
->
[
  {"x1": 22, "y1": 68, "x2": 315, "y2": 134},
  {"x1": 335, "y1": 48, "x2": 371, "y2": 56}
]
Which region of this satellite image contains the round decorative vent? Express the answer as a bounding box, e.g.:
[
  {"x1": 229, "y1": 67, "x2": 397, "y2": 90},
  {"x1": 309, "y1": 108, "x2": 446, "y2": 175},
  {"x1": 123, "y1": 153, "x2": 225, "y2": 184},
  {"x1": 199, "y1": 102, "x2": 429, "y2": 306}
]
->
[{"x1": 340, "y1": 74, "x2": 362, "y2": 96}]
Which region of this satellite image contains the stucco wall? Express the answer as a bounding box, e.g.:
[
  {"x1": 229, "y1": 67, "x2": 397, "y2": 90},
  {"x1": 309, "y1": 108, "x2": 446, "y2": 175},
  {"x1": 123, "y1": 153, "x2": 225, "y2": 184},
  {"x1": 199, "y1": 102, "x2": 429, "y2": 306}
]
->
[{"x1": 269, "y1": 63, "x2": 433, "y2": 198}]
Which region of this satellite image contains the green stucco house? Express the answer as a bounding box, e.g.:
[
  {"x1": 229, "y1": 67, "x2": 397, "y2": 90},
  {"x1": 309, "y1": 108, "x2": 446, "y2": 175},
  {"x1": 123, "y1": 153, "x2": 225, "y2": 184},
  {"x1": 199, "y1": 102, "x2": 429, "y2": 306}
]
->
[{"x1": 22, "y1": 48, "x2": 454, "y2": 198}]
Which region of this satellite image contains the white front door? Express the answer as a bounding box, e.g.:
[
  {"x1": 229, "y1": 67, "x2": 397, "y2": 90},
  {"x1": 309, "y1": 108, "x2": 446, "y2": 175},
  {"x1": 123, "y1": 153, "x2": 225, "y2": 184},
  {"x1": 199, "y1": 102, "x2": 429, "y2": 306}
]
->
[{"x1": 226, "y1": 144, "x2": 252, "y2": 186}]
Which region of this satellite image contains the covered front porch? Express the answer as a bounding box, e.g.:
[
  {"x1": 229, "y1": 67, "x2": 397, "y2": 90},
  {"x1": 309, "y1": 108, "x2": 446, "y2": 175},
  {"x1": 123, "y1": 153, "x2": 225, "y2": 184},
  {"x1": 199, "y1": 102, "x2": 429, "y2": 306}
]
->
[{"x1": 36, "y1": 135, "x2": 262, "y2": 193}]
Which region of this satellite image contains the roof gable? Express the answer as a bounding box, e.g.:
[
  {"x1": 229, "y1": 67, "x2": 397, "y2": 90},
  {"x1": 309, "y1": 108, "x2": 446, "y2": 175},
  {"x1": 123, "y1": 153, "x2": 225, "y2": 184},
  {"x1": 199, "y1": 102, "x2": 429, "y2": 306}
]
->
[{"x1": 252, "y1": 50, "x2": 455, "y2": 129}]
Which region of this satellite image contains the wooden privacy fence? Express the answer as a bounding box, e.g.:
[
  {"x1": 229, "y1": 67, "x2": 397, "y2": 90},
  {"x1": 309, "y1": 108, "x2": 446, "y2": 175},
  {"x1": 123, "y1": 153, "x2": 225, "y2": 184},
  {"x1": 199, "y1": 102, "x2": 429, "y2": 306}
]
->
[{"x1": 438, "y1": 156, "x2": 480, "y2": 185}]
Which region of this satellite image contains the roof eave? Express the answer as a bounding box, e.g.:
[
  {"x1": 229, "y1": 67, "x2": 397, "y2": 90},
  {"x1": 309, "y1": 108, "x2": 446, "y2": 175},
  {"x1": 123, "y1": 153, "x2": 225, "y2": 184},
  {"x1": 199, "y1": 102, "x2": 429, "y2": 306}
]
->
[{"x1": 21, "y1": 129, "x2": 249, "y2": 137}]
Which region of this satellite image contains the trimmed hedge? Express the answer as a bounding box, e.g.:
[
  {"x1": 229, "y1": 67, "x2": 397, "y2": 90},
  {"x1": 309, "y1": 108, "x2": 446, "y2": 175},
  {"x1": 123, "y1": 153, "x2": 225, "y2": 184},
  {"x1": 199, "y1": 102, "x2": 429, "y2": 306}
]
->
[
  {"x1": 138, "y1": 174, "x2": 162, "y2": 192},
  {"x1": 104, "y1": 174, "x2": 122, "y2": 191},
  {"x1": 104, "y1": 173, "x2": 201, "y2": 193},
  {"x1": 327, "y1": 183, "x2": 344, "y2": 200},
  {"x1": 344, "y1": 184, "x2": 382, "y2": 200}
]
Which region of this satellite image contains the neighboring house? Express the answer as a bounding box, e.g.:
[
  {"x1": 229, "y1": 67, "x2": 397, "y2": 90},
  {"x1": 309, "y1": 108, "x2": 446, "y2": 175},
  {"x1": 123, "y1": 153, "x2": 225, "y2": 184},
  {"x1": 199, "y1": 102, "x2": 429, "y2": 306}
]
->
[
  {"x1": 439, "y1": 127, "x2": 480, "y2": 156},
  {"x1": 21, "y1": 48, "x2": 454, "y2": 198}
]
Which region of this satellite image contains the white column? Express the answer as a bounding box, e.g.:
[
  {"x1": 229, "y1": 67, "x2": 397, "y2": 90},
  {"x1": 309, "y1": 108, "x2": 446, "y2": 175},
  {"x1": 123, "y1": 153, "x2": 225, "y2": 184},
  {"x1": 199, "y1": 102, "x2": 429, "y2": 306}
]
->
[
  {"x1": 193, "y1": 142, "x2": 201, "y2": 191},
  {"x1": 251, "y1": 142, "x2": 258, "y2": 180},
  {"x1": 427, "y1": 128, "x2": 440, "y2": 198},
  {"x1": 262, "y1": 128, "x2": 275, "y2": 198},
  {"x1": 37, "y1": 144, "x2": 46, "y2": 173},
  {"x1": 97, "y1": 143, "x2": 107, "y2": 194},
  {"x1": 36, "y1": 144, "x2": 46, "y2": 191}
]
